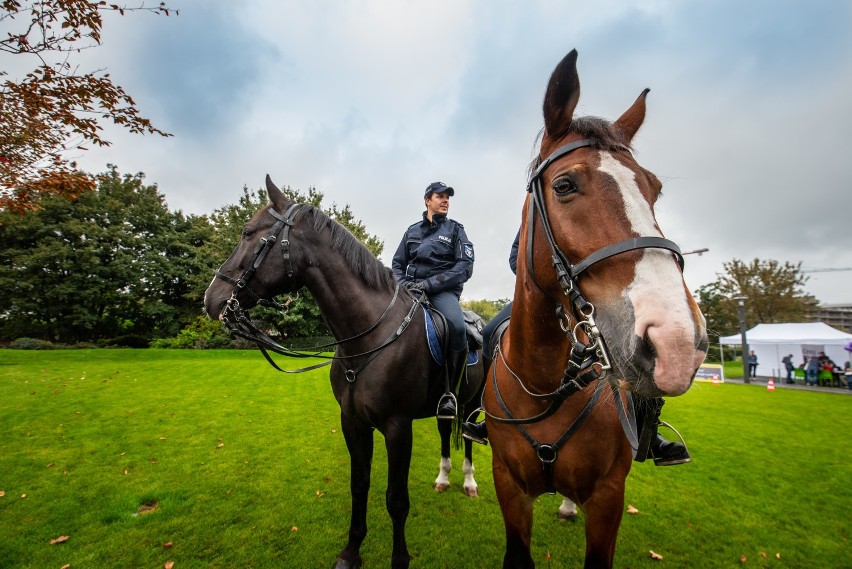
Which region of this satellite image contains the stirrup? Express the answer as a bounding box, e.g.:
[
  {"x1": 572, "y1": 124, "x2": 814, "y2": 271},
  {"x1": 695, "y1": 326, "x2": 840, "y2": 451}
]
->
[
  {"x1": 653, "y1": 420, "x2": 691, "y2": 466},
  {"x1": 436, "y1": 392, "x2": 457, "y2": 420},
  {"x1": 462, "y1": 421, "x2": 488, "y2": 446}
]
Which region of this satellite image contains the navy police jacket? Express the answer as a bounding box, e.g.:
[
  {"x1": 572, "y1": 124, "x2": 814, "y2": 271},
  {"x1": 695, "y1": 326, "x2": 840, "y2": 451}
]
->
[{"x1": 391, "y1": 212, "x2": 474, "y2": 297}]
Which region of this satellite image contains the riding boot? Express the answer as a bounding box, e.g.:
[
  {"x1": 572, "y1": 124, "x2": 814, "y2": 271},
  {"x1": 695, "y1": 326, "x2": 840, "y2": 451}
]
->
[
  {"x1": 437, "y1": 348, "x2": 467, "y2": 419},
  {"x1": 634, "y1": 396, "x2": 691, "y2": 466},
  {"x1": 462, "y1": 420, "x2": 488, "y2": 445}
]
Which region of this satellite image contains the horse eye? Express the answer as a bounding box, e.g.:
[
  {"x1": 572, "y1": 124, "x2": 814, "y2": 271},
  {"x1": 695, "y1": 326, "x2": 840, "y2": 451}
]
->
[
  {"x1": 553, "y1": 178, "x2": 577, "y2": 196},
  {"x1": 242, "y1": 227, "x2": 254, "y2": 239}
]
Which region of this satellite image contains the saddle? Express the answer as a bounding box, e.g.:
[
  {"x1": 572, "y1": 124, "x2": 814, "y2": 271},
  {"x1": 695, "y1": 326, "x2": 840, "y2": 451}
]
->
[
  {"x1": 484, "y1": 317, "x2": 511, "y2": 363},
  {"x1": 423, "y1": 307, "x2": 482, "y2": 366}
]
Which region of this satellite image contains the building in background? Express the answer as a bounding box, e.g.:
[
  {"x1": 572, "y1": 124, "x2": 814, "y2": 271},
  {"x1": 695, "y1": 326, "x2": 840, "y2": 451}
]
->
[{"x1": 806, "y1": 304, "x2": 852, "y2": 333}]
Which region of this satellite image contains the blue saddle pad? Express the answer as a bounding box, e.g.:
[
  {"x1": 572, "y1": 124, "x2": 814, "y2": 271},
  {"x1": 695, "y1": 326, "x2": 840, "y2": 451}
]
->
[{"x1": 423, "y1": 307, "x2": 478, "y2": 366}]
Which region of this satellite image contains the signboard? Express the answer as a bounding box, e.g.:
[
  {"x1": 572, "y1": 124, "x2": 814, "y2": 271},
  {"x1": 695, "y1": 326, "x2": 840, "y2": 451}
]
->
[
  {"x1": 694, "y1": 363, "x2": 724, "y2": 383},
  {"x1": 801, "y1": 344, "x2": 825, "y2": 359}
]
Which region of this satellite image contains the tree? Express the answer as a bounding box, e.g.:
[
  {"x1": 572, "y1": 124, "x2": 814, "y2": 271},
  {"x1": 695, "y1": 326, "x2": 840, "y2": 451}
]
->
[
  {"x1": 1, "y1": 1, "x2": 176, "y2": 212},
  {"x1": 0, "y1": 165, "x2": 209, "y2": 342},
  {"x1": 462, "y1": 298, "x2": 510, "y2": 323},
  {"x1": 697, "y1": 258, "x2": 818, "y2": 342}
]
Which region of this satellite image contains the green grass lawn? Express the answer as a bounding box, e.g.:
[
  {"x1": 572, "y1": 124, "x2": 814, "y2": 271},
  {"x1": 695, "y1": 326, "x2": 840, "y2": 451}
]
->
[{"x1": 1, "y1": 350, "x2": 849, "y2": 568}]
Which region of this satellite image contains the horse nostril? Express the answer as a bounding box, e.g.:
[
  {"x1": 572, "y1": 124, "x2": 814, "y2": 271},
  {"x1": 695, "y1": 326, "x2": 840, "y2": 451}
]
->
[
  {"x1": 630, "y1": 332, "x2": 657, "y2": 371},
  {"x1": 642, "y1": 332, "x2": 658, "y2": 360}
]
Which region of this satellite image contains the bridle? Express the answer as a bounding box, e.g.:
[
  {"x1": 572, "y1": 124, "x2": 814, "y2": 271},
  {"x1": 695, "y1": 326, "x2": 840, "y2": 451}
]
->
[
  {"x1": 214, "y1": 203, "x2": 301, "y2": 309},
  {"x1": 523, "y1": 138, "x2": 684, "y2": 390},
  {"x1": 212, "y1": 203, "x2": 423, "y2": 378},
  {"x1": 484, "y1": 138, "x2": 685, "y2": 491}
]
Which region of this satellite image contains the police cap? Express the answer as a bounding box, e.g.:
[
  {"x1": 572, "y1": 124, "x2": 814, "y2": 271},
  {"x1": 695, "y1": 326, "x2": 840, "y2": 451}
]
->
[{"x1": 424, "y1": 181, "x2": 455, "y2": 199}]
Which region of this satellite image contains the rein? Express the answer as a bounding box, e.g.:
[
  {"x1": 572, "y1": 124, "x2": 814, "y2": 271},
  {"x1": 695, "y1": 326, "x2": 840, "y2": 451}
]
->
[{"x1": 213, "y1": 203, "x2": 424, "y2": 378}]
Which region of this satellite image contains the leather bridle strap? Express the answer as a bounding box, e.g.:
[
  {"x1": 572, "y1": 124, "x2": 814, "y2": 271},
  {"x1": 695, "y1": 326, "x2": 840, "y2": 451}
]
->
[
  {"x1": 571, "y1": 236, "x2": 684, "y2": 277},
  {"x1": 214, "y1": 203, "x2": 301, "y2": 303},
  {"x1": 269, "y1": 204, "x2": 300, "y2": 278}
]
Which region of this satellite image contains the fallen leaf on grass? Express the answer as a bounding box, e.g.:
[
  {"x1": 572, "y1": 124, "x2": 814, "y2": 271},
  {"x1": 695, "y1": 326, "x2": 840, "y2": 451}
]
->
[
  {"x1": 316, "y1": 491, "x2": 325, "y2": 497},
  {"x1": 137, "y1": 502, "x2": 159, "y2": 515},
  {"x1": 740, "y1": 554, "x2": 747, "y2": 563},
  {"x1": 776, "y1": 553, "x2": 781, "y2": 559},
  {"x1": 626, "y1": 504, "x2": 639, "y2": 514},
  {"x1": 291, "y1": 526, "x2": 298, "y2": 532},
  {"x1": 163, "y1": 542, "x2": 173, "y2": 549},
  {"x1": 649, "y1": 550, "x2": 663, "y2": 560},
  {"x1": 164, "y1": 562, "x2": 174, "y2": 569},
  {"x1": 0, "y1": 491, "x2": 4, "y2": 497},
  {"x1": 544, "y1": 550, "x2": 551, "y2": 561},
  {"x1": 760, "y1": 551, "x2": 767, "y2": 558},
  {"x1": 20, "y1": 493, "x2": 27, "y2": 499},
  {"x1": 50, "y1": 535, "x2": 69, "y2": 545},
  {"x1": 217, "y1": 443, "x2": 225, "y2": 448},
  {"x1": 61, "y1": 564, "x2": 70, "y2": 569}
]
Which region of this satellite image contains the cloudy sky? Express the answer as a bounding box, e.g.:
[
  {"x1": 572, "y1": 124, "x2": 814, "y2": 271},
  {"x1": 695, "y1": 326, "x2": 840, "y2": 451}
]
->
[{"x1": 68, "y1": 0, "x2": 852, "y2": 304}]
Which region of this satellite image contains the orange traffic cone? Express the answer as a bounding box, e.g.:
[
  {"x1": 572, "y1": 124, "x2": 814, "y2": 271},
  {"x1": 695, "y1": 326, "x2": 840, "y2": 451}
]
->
[{"x1": 767, "y1": 378, "x2": 775, "y2": 391}]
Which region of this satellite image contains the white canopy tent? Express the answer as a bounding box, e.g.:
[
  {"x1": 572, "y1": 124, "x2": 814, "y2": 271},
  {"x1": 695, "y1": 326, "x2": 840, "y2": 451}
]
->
[{"x1": 720, "y1": 322, "x2": 852, "y2": 377}]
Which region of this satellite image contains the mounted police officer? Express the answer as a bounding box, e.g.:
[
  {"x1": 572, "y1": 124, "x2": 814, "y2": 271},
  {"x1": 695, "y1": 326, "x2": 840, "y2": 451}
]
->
[{"x1": 392, "y1": 181, "x2": 474, "y2": 420}]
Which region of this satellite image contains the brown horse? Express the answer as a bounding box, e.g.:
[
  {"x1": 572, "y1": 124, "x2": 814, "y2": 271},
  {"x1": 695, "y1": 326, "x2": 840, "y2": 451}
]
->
[
  {"x1": 203, "y1": 184, "x2": 485, "y2": 569},
  {"x1": 484, "y1": 50, "x2": 708, "y2": 568}
]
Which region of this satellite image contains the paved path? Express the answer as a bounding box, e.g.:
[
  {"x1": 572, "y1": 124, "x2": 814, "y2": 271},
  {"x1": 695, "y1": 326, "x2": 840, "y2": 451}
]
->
[{"x1": 721, "y1": 375, "x2": 852, "y2": 395}]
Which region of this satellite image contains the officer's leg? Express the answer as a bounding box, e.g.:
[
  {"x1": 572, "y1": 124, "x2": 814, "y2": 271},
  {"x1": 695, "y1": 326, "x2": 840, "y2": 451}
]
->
[
  {"x1": 463, "y1": 302, "x2": 513, "y2": 444},
  {"x1": 480, "y1": 301, "x2": 512, "y2": 362},
  {"x1": 634, "y1": 396, "x2": 691, "y2": 466},
  {"x1": 430, "y1": 292, "x2": 466, "y2": 419}
]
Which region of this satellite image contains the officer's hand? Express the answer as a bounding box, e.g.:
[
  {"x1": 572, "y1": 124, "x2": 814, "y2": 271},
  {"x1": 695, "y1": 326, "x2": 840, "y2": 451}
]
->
[{"x1": 405, "y1": 280, "x2": 427, "y2": 294}]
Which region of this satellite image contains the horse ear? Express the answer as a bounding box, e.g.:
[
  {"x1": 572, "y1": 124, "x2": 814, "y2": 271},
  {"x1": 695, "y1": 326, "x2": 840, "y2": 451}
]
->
[
  {"x1": 614, "y1": 88, "x2": 650, "y2": 142},
  {"x1": 265, "y1": 174, "x2": 288, "y2": 210},
  {"x1": 542, "y1": 49, "x2": 581, "y2": 140}
]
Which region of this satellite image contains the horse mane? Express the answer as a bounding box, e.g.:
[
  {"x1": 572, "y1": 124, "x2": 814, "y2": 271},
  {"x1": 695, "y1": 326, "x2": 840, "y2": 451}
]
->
[
  {"x1": 297, "y1": 205, "x2": 397, "y2": 292},
  {"x1": 527, "y1": 116, "x2": 631, "y2": 177}
]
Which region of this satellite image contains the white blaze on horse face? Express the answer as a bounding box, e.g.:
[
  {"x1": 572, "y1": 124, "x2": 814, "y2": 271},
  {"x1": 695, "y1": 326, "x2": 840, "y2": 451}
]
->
[{"x1": 597, "y1": 152, "x2": 702, "y2": 395}]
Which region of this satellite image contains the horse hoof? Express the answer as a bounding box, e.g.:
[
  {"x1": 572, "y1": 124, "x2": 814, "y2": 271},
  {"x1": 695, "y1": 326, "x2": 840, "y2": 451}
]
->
[
  {"x1": 434, "y1": 482, "x2": 449, "y2": 493},
  {"x1": 464, "y1": 486, "x2": 479, "y2": 497},
  {"x1": 333, "y1": 557, "x2": 362, "y2": 569},
  {"x1": 557, "y1": 511, "x2": 578, "y2": 522}
]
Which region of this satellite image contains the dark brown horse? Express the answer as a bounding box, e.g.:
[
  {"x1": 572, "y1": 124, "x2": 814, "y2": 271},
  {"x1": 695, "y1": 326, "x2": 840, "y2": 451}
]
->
[
  {"x1": 485, "y1": 50, "x2": 708, "y2": 568},
  {"x1": 203, "y1": 185, "x2": 484, "y2": 569}
]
